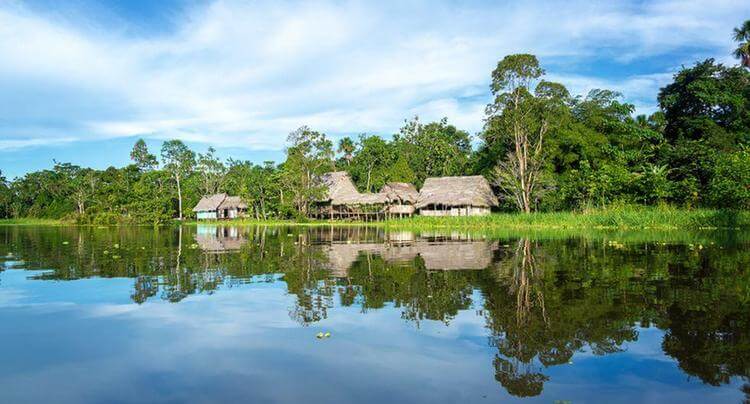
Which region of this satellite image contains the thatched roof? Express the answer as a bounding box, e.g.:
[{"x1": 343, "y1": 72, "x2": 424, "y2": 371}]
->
[
  {"x1": 416, "y1": 176, "x2": 498, "y2": 208},
  {"x1": 319, "y1": 171, "x2": 387, "y2": 205},
  {"x1": 193, "y1": 194, "x2": 247, "y2": 211},
  {"x1": 193, "y1": 193, "x2": 228, "y2": 212},
  {"x1": 219, "y1": 196, "x2": 247, "y2": 210},
  {"x1": 380, "y1": 182, "x2": 419, "y2": 204}
]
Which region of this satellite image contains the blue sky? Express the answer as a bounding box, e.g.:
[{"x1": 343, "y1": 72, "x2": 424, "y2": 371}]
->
[{"x1": 1, "y1": 0, "x2": 749, "y2": 178}]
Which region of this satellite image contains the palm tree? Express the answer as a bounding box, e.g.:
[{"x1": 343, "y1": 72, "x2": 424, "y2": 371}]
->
[
  {"x1": 733, "y1": 20, "x2": 750, "y2": 68},
  {"x1": 337, "y1": 137, "x2": 355, "y2": 165}
]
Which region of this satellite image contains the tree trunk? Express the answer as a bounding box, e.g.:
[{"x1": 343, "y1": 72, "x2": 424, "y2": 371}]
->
[
  {"x1": 366, "y1": 167, "x2": 372, "y2": 192},
  {"x1": 176, "y1": 174, "x2": 183, "y2": 220}
]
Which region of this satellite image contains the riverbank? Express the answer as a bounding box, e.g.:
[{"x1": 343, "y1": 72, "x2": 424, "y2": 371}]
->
[{"x1": 3, "y1": 207, "x2": 749, "y2": 230}]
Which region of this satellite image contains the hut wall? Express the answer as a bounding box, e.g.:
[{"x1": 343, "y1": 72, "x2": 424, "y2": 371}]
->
[
  {"x1": 211, "y1": 208, "x2": 242, "y2": 219},
  {"x1": 388, "y1": 204, "x2": 415, "y2": 214},
  {"x1": 197, "y1": 211, "x2": 217, "y2": 220},
  {"x1": 419, "y1": 206, "x2": 491, "y2": 217},
  {"x1": 468, "y1": 207, "x2": 491, "y2": 216}
]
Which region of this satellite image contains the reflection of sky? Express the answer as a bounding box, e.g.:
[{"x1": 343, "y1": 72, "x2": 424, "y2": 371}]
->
[{"x1": 0, "y1": 269, "x2": 745, "y2": 403}]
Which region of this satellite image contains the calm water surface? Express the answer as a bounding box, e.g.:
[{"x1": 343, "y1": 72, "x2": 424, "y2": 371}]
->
[{"x1": 1, "y1": 225, "x2": 749, "y2": 403}]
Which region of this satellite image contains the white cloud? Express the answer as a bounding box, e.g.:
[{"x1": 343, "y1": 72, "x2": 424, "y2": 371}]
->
[
  {"x1": 0, "y1": 136, "x2": 80, "y2": 150},
  {"x1": 0, "y1": 0, "x2": 748, "y2": 152}
]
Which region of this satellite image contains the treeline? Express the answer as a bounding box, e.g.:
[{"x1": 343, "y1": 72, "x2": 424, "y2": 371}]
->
[{"x1": 1, "y1": 23, "x2": 749, "y2": 224}]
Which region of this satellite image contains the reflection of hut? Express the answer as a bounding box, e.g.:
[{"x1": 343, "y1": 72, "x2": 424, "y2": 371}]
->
[
  {"x1": 418, "y1": 241, "x2": 497, "y2": 270},
  {"x1": 319, "y1": 237, "x2": 497, "y2": 276},
  {"x1": 416, "y1": 176, "x2": 498, "y2": 216},
  {"x1": 314, "y1": 172, "x2": 387, "y2": 221},
  {"x1": 380, "y1": 182, "x2": 419, "y2": 217},
  {"x1": 321, "y1": 242, "x2": 419, "y2": 277},
  {"x1": 386, "y1": 230, "x2": 416, "y2": 244},
  {"x1": 322, "y1": 243, "x2": 384, "y2": 277},
  {"x1": 195, "y1": 225, "x2": 247, "y2": 252},
  {"x1": 193, "y1": 193, "x2": 248, "y2": 220}
]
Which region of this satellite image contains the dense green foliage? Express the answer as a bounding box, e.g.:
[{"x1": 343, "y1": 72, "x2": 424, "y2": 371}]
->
[{"x1": 1, "y1": 21, "x2": 749, "y2": 223}]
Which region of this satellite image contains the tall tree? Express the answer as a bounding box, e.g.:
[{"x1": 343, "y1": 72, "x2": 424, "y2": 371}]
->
[
  {"x1": 394, "y1": 116, "x2": 472, "y2": 186},
  {"x1": 350, "y1": 134, "x2": 393, "y2": 192},
  {"x1": 281, "y1": 127, "x2": 334, "y2": 216},
  {"x1": 337, "y1": 137, "x2": 355, "y2": 166},
  {"x1": 196, "y1": 146, "x2": 227, "y2": 196},
  {"x1": 0, "y1": 170, "x2": 11, "y2": 218},
  {"x1": 130, "y1": 139, "x2": 158, "y2": 171},
  {"x1": 485, "y1": 54, "x2": 566, "y2": 212},
  {"x1": 733, "y1": 20, "x2": 750, "y2": 68},
  {"x1": 160, "y1": 140, "x2": 195, "y2": 220},
  {"x1": 71, "y1": 168, "x2": 97, "y2": 215},
  {"x1": 657, "y1": 59, "x2": 750, "y2": 204}
]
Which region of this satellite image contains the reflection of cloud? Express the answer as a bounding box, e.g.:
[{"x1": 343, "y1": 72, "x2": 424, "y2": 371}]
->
[{"x1": 0, "y1": 288, "x2": 27, "y2": 306}]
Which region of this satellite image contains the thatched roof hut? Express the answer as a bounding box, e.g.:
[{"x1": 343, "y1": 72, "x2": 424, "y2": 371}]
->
[
  {"x1": 318, "y1": 172, "x2": 386, "y2": 206},
  {"x1": 380, "y1": 182, "x2": 419, "y2": 204},
  {"x1": 416, "y1": 176, "x2": 498, "y2": 216},
  {"x1": 193, "y1": 193, "x2": 248, "y2": 220}
]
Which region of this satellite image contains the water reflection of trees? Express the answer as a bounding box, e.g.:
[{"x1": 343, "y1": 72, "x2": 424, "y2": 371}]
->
[
  {"x1": 2, "y1": 225, "x2": 750, "y2": 398},
  {"x1": 482, "y1": 238, "x2": 640, "y2": 396}
]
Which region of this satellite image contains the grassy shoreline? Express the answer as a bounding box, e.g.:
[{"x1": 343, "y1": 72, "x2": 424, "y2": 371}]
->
[
  {"x1": 187, "y1": 207, "x2": 750, "y2": 230},
  {"x1": 2, "y1": 207, "x2": 749, "y2": 230},
  {"x1": 0, "y1": 218, "x2": 70, "y2": 226}
]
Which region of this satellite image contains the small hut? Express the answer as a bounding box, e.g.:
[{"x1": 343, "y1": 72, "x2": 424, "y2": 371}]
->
[
  {"x1": 380, "y1": 182, "x2": 419, "y2": 218},
  {"x1": 315, "y1": 172, "x2": 387, "y2": 220},
  {"x1": 415, "y1": 176, "x2": 498, "y2": 216},
  {"x1": 193, "y1": 193, "x2": 248, "y2": 220}
]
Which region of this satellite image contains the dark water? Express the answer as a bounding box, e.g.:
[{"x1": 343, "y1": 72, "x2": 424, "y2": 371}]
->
[{"x1": 1, "y1": 225, "x2": 749, "y2": 403}]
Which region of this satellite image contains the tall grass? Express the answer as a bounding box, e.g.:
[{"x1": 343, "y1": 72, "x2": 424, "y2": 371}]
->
[
  {"x1": 381, "y1": 206, "x2": 750, "y2": 230},
  {"x1": 5, "y1": 206, "x2": 749, "y2": 230},
  {"x1": 0, "y1": 218, "x2": 67, "y2": 226}
]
